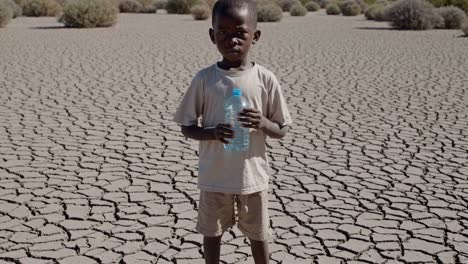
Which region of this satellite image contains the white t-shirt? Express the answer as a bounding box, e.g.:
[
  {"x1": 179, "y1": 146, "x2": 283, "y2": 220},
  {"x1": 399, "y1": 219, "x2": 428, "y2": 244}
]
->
[{"x1": 174, "y1": 63, "x2": 292, "y2": 194}]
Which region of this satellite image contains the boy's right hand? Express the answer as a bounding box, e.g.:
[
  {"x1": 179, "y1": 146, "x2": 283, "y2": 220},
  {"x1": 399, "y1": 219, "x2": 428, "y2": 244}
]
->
[{"x1": 213, "y1": 124, "x2": 234, "y2": 144}]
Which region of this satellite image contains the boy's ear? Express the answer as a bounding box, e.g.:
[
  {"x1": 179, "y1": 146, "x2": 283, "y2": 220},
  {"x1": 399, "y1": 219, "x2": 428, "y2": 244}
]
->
[
  {"x1": 252, "y1": 29, "x2": 261, "y2": 44},
  {"x1": 209, "y1": 28, "x2": 216, "y2": 44}
]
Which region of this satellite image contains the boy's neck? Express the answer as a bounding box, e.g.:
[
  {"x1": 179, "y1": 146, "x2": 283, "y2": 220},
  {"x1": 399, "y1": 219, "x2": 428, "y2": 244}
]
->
[{"x1": 217, "y1": 58, "x2": 254, "y2": 71}]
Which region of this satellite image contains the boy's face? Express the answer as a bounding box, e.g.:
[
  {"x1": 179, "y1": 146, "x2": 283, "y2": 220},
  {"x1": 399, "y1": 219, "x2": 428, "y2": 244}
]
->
[{"x1": 209, "y1": 7, "x2": 261, "y2": 65}]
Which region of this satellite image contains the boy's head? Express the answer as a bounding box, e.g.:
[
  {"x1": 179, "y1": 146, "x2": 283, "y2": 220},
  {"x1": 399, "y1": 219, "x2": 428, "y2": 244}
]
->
[{"x1": 209, "y1": 0, "x2": 261, "y2": 65}]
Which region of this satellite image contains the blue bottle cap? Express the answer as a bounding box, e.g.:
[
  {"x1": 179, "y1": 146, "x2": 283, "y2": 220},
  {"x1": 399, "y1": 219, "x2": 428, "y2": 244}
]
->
[{"x1": 233, "y1": 88, "x2": 242, "y2": 96}]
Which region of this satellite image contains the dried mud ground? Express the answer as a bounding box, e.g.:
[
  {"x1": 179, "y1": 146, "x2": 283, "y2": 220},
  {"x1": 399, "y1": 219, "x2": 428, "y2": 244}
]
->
[{"x1": 0, "y1": 10, "x2": 467, "y2": 264}]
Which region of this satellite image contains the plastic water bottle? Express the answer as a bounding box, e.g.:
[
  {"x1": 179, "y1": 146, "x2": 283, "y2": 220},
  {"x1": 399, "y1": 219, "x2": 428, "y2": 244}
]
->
[{"x1": 224, "y1": 88, "x2": 250, "y2": 151}]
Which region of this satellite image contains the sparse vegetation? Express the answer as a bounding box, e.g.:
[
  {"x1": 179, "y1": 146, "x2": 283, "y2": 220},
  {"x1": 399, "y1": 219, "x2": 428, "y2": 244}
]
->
[
  {"x1": 436, "y1": 6, "x2": 466, "y2": 28},
  {"x1": 279, "y1": 0, "x2": 300, "y2": 11},
  {"x1": 326, "y1": 2, "x2": 341, "y2": 14},
  {"x1": 59, "y1": 0, "x2": 118, "y2": 28},
  {"x1": 119, "y1": 0, "x2": 142, "y2": 12},
  {"x1": 257, "y1": 1, "x2": 282, "y2": 22},
  {"x1": 365, "y1": 3, "x2": 388, "y2": 21},
  {"x1": 153, "y1": 0, "x2": 167, "y2": 9},
  {"x1": 312, "y1": 0, "x2": 331, "y2": 8},
  {"x1": 290, "y1": 2, "x2": 307, "y2": 15},
  {"x1": 386, "y1": 0, "x2": 440, "y2": 30},
  {"x1": 137, "y1": 0, "x2": 157, "y2": 12},
  {"x1": 461, "y1": 18, "x2": 468, "y2": 34},
  {"x1": 166, "y1": 0, "x2": 198, "y2": 14},
  {"x1": 4, "y1": 0, "x2": 22, "y2": 17},
  {"x1": 305, "y1": 1, "x2": 320, "y2": 11},
  {"x1": 190, "y1": 3, "x2": 209, "y2": 20},
  {"x1": 0, "y1": 0, "x2": 13, "y2": 27},
  {"x1": 22, "y1": 0, "x2": 61, "y2": 16},
  {"x1": 340, "y1": 0, "x2": 361, "y2": 15}
]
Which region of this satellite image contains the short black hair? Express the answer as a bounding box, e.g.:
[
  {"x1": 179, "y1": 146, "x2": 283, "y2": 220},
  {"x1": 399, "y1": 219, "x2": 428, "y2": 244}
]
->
[{"x1": 212, "y1": 0, "x2": 257, "y2": 28}]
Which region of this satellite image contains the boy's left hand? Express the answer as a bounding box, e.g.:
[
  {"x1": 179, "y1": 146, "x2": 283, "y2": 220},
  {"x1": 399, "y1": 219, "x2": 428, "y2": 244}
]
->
[{"x1": 238, "y1": 108, "x2": 266, "y2": 129}]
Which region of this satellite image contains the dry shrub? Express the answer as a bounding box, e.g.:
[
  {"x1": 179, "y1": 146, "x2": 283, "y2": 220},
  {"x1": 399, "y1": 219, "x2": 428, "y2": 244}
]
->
[
  {"x1": 305, "y1": 1, "x2": 320, "y2": 11},
  {"x1": 59, "y1": 0, "x2": 118, "y2": 27},
  {"x1": 461, "y1": 18, "x2": 468, "y2": 34},
  {"x1": 386, "y1": 0, "x2": 439, "y2": 30},
  {"x1": 4, "y1": 0, "x2": 22, "y2": 17},
  {"x1": 354, "y1": 0, "x2": 368, "y2": 11},
  {"x1": 278, "y1": 0, "x2": 300, "y2": 11},
  {"x1": 436, "y1": 6, "x2": 466, "y2": 28},
  {"x1": 166, "y1": 0, "x2": 198, "y2": 14},
  {"x1": 138, "y1": 0, "x2": 157, "y2": 12},
  {"x1": 119, "y1": 0, "x2": 142, "y2": 12},
  {"x1": 340, "y1": 0, "x2": 361, "y2": 15},
  {"x1": 22, "y1": 0, "x2": 61, "y2": 16},
  {"x1": 153, "y1": 0, "x2": 166, "y2": 9},
  {"x1": 450, "y1": 0, "x2": 468, "y2": 14},
  {"x1": 312, "y1": 0, "x2": 331, "y2": 8},
  {"x1": 290, "y1": 2, "x2": 307, "y2": 15},
  {"x1": 365, "y1": 3, "x2": 388, "y2": 20},
  {"x1": 0, "y1": 0, "x2": 13, "y2": 27},
  {"x1": 326, "y1": 2, "x2": 341, "y2": 14},
  {"x1": 257, "y1": 1, "x2": 282, "y2": 22},
  {"x1": 190, "y1": 3, "x2": 209, "y2": 19}
]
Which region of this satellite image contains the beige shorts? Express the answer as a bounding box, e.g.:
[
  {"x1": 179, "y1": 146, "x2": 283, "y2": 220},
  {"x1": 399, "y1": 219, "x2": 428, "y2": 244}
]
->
[{"x1": 196, "y1": 190, "x2": 270, "y2": 241}]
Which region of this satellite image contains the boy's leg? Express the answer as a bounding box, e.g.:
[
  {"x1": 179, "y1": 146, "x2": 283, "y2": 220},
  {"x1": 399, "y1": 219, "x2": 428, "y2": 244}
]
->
[
  {"x1": 203, "y1": 235, "x2": 222, "y2": 264},
  {"x1": 196, "y1": 191, "x2": 236, "y2": 264},
  {"x1": 250, "y1": 238, "x2": 269, "y2": 264},
  {"x1": 235, "y1": 191, "x2": 271, "y2": 264}
]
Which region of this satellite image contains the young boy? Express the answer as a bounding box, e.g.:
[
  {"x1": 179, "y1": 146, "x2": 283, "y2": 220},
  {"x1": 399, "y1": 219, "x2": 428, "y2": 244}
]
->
[{"x1": 173, "y1": 0, "x2": 292, "y2": 263}]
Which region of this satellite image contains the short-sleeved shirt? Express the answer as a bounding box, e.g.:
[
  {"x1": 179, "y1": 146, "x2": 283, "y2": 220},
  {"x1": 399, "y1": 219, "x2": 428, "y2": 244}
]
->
[{"x1": 173, "y1": 63, "x2": 292, "y2": 194}]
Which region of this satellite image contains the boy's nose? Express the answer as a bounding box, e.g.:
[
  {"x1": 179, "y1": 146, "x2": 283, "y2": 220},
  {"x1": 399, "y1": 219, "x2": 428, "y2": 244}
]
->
[{"x1": 227, "y1": 37, "x2": 239, "y2": 46}]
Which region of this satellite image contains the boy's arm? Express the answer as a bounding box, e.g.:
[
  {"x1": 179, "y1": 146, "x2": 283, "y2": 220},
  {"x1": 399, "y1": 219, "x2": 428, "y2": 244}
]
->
[
  {"x1": 181, "y1": 124, "x2": 234, "y2": 143},
  {"x1": 238, "y1": 108, "x2": 289, "y2": 139}
]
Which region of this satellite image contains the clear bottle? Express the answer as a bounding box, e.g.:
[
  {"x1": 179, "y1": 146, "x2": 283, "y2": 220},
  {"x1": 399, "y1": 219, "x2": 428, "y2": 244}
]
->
[{"x1": 224, "y1": 88, "x2": 250, "y2": 151}]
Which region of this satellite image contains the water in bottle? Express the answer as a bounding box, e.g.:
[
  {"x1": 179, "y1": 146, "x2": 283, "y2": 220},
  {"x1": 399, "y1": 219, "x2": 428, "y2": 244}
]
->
[{"x1": 224, "y1": 88, "x2": 250, "y2": 151}]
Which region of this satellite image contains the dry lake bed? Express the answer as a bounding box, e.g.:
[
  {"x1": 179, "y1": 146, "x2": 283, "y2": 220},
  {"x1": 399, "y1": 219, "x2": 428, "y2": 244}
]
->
[{"x1": 0, "y1": 10, "x2": 467, "y2": 264}]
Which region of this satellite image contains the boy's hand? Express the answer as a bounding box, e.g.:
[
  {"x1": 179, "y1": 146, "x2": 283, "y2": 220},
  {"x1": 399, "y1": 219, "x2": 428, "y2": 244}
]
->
[
  {"x1": 238, "y1": 108, "x2": 266, "y2": 129},
  {"x1": 213, "y1": 124, "x2": 234, "y2": 144}
]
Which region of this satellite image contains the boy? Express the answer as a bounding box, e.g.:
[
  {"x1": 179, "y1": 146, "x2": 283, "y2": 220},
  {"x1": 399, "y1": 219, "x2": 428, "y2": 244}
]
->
[{"x1": 173, "y1": 0, "x2": 292, "y2": 263}]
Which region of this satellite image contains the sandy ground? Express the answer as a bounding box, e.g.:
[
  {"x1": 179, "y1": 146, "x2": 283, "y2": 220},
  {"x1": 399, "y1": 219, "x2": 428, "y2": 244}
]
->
[{"x1": 0, "y1": 10, "x2": 467, "y2": 264}]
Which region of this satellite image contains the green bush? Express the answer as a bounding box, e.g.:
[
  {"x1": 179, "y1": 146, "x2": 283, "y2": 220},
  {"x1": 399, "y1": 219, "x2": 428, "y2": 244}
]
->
[
  {"x1": 305, "y1": 1, "x2": 320, "y2": 11},
  {"x1": 190, "y1": 3, "x2": 209, "y2": 19},
  {"x1": 119, "y1": 0, "x2": 141, "y2": 11},
  {"x1": 365, "y1": 3, "x2": 388, "y2": 20},
  {"x1": 299, "y1": 0, "x2": 310, "y2": 5},
  {"x1": 4, "y1": 0, "x2": 22, "y2": 17},
  {"x1": 257, "y1": 2, "x2": 282, "y2": 22},
  {"x1": 166, "y1": 0, "x2": 198, "y2": 14},
  {"x1": 22, "y1": 0, "x2": 61, "y2": 16},
  {"x1": 0, "y1": 1, "x2": 13, "y2": 27},
  {"x1": 436, "y1": 6, "x2": 466, "y2": 28},
  {"x1": 326, "y1": 2, "x2": 341, "y2": 14},
  {"x1": 290, "y1": 2, "x2": 307, "y2": 15},
  {"x1": 59, "y1": 0, "x2": 118, "y2": 27},
  {"x1": 386, "y1": 0, "x2": 439, "y2": 30},
  {"x1": 461, "y1": 18, "x2": 468, "y2": 34},
  {"x1": 341, "y1": 0, "x2": 361, "y2": 15}
]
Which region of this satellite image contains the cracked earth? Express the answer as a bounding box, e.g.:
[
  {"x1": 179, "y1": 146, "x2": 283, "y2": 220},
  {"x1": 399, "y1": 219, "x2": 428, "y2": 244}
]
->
[{"x1": 0, "y1": 10, "x2": 467, "y2": 264}]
